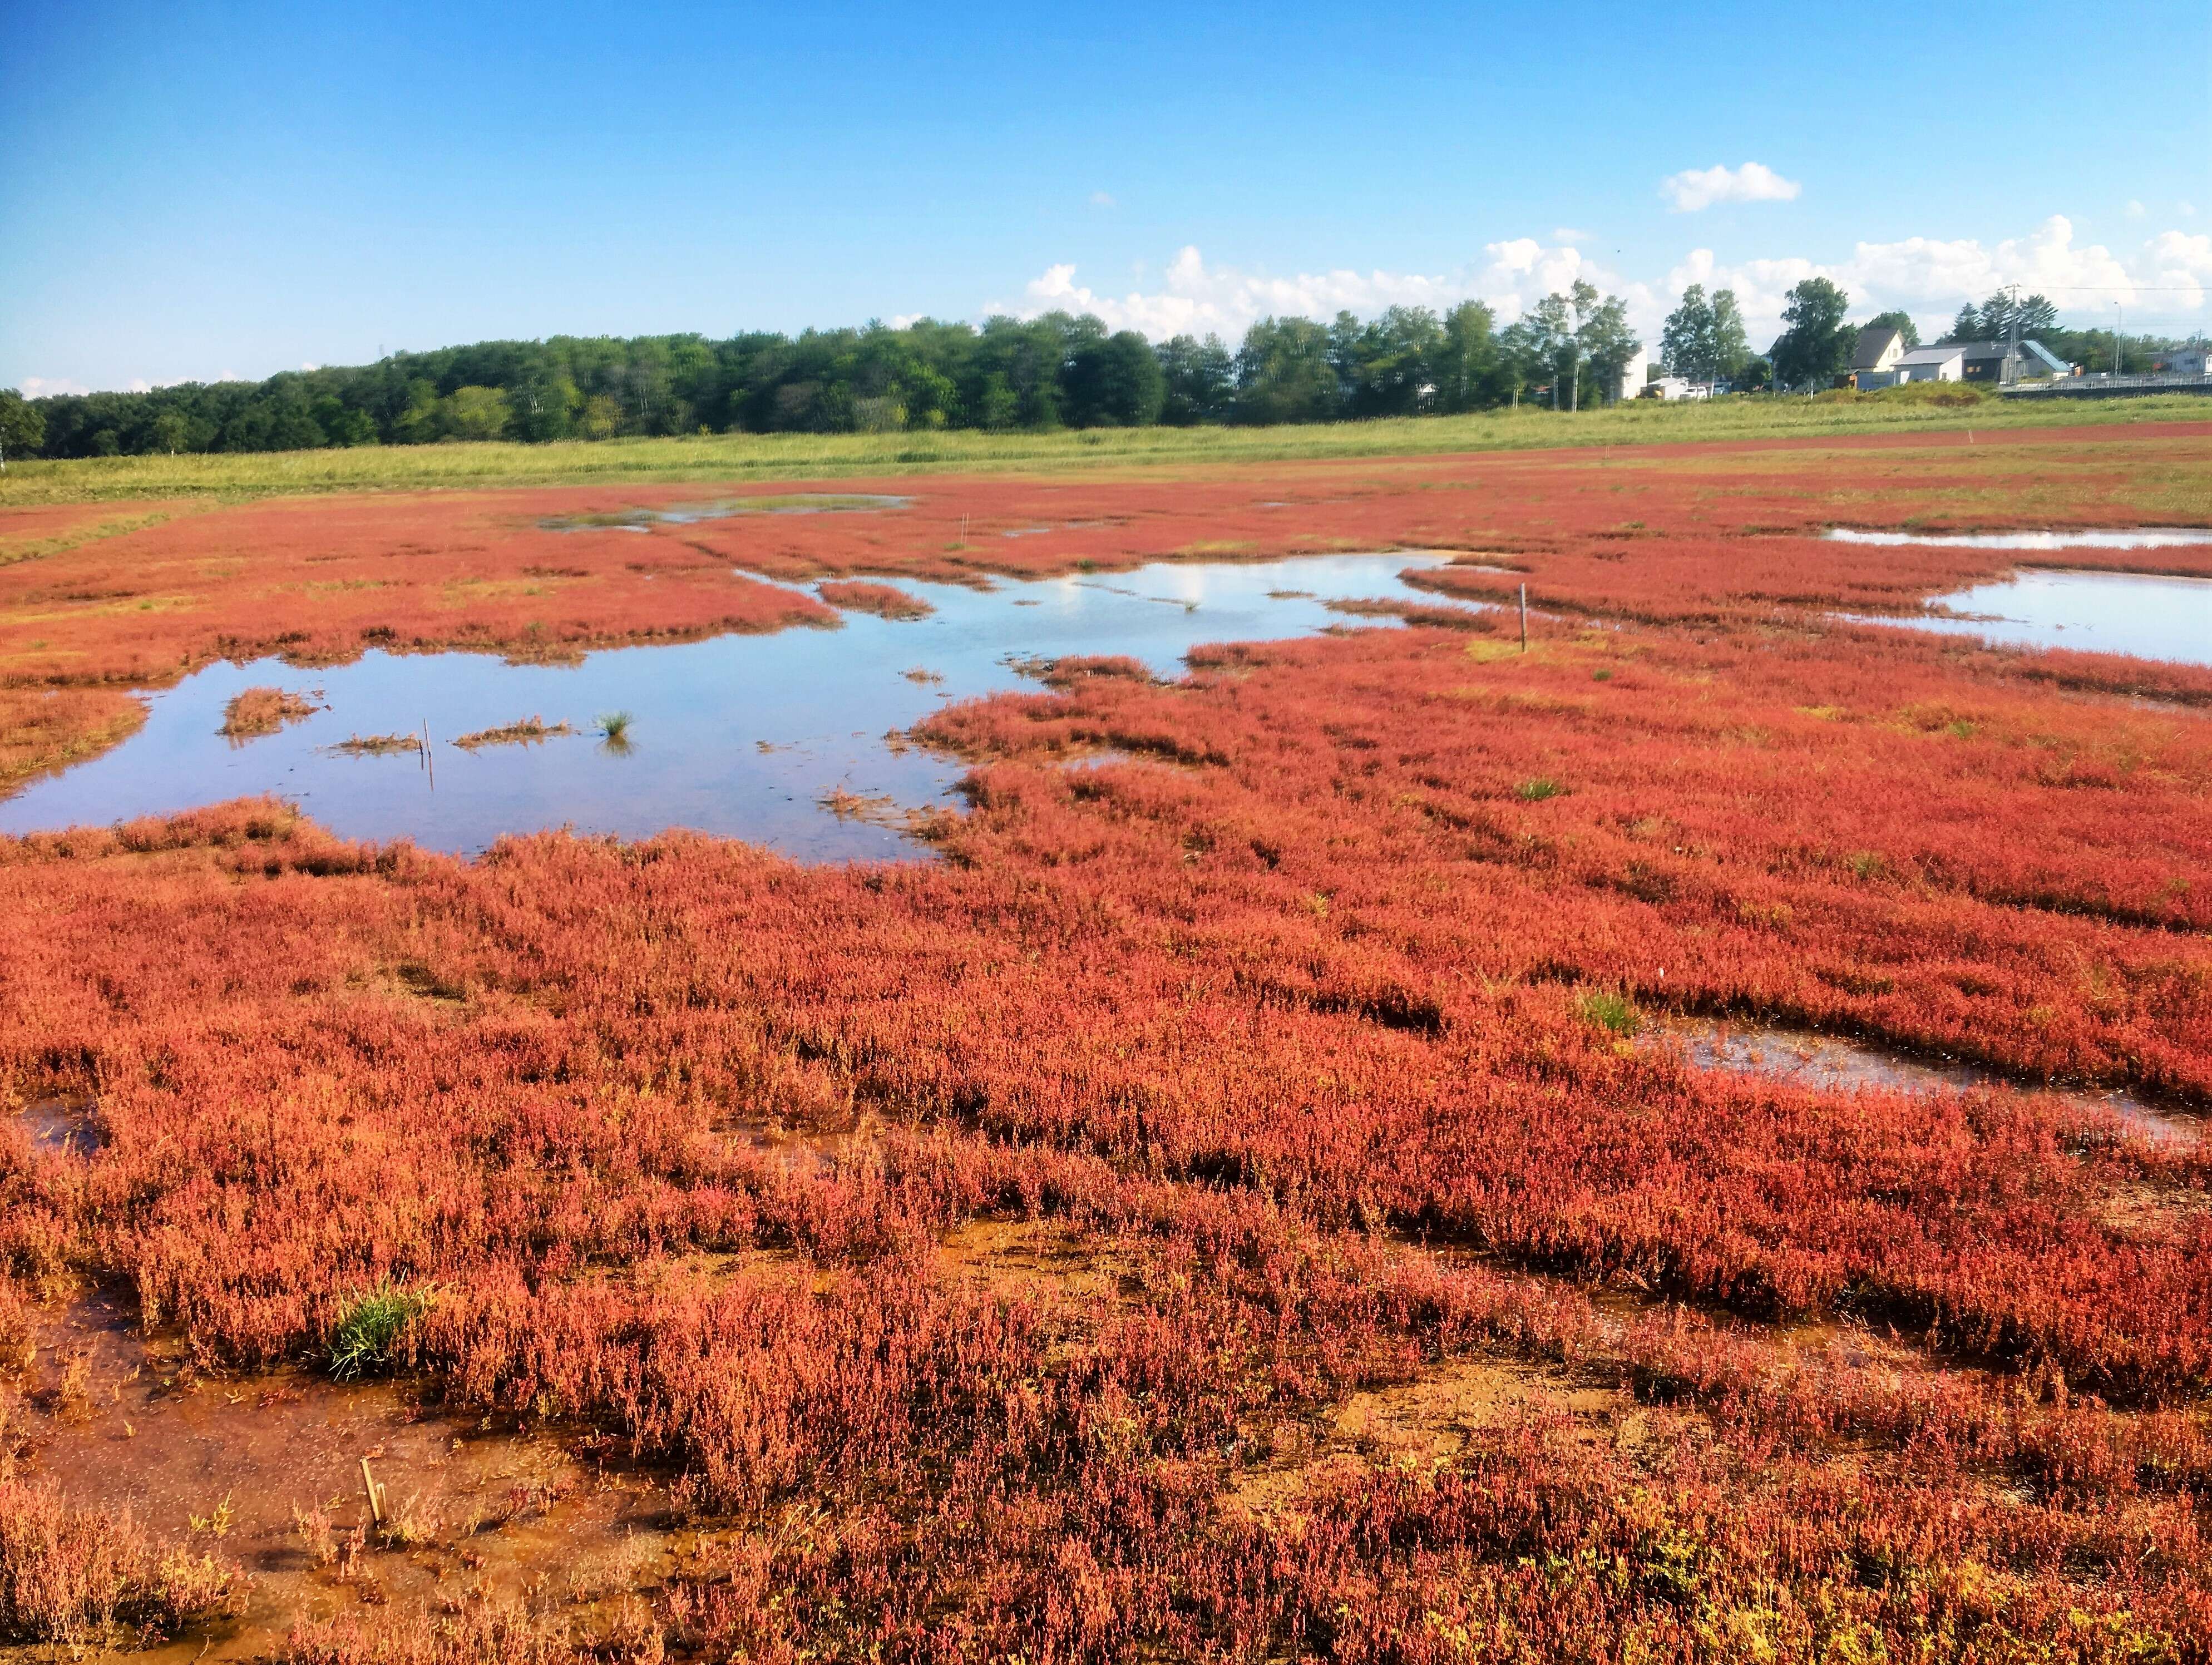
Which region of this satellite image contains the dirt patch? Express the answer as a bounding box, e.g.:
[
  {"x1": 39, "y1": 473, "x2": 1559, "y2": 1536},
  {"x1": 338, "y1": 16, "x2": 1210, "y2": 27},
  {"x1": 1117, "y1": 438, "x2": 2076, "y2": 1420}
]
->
[
  {"x1": 7, "y1": 1285, "x2": 679, "y2": 1661},
  {"x1": 1224, "y1": 1352, "x2": 1656, "y2": 1526},
  {"x1": 935, "y1": 1217, "x2": 1124, "y2": 1307}
]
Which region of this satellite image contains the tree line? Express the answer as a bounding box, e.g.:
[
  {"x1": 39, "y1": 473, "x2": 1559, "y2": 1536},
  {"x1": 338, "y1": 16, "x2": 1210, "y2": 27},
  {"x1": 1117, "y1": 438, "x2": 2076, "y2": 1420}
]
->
[
  {"x1": 12, "y1": 282, "x2": 2193, "y2": 462},
  {"x1": 7, "y1": 290, "x2": 1648, "y2": 460}
]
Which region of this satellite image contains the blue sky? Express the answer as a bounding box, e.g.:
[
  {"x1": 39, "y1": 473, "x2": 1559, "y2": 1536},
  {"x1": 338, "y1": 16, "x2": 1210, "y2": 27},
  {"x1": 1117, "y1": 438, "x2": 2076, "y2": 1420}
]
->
[{"x1": 6, "y1": 0, "x2": 2206, "y2": 393}]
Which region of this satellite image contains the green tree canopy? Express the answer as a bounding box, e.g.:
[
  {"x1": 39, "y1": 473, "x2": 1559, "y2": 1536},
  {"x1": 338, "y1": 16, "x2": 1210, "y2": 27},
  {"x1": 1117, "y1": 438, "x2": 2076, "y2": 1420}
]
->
[
  {"x1": 1770, "y1": 279, "x2": 1854, "y2": 389},
  {"x1": 1864, "y1": 309, "x2": 1921, "y2": 351},
  {"x1": 0, "y1": 391, "x2": 46, "y2": 465}
]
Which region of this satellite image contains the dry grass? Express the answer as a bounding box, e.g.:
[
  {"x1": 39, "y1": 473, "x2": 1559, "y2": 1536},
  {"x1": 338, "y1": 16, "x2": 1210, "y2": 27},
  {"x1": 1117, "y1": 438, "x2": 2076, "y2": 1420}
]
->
[
  {"x1": 219, "y1": 685, "x2": 320, "y2": 739},
  {"x1": 450, "y1": 715, "x2": 575, "y2": 750},
  {"x1": 329, "y1": 732, "x2": 421, "y2": 757}
]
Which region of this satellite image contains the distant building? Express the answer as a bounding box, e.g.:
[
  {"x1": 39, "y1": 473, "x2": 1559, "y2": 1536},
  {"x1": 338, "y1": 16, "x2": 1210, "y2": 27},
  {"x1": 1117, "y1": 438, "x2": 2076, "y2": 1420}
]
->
[
  {"x1": 1879, "y1": 345, "x2": 1965, "y2": 385},
  {"x1": 1642, "y1": 375, "x2": 1710, "y2": 401},
  {"x1": 2157, "y1": 346, "x2": 2211, "y2": 377},
  {"x1": 1952, "y1": 339, "x2": 2069, "y2": 383},
  {"x1": 1848, "y1": 325, "x2": 1908, "y2": 386},
  {"x1": 1604, "y1": 345, "x2": 1651, "y2": 404}
]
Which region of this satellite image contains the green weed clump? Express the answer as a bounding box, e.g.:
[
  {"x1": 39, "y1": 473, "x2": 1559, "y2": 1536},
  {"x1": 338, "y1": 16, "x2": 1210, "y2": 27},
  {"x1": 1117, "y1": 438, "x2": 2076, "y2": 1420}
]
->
[
  {"x1": 1517, "y1": 777, "x2": 1563, "y2": 801},
  {"x1": 1576, "y1": 990, "x2": 1641, "y2": 1036},
  {"x1": 328, "y1": 1283, "x2": 432, "y2": 1379},
  {"x1": 596, "y1": 710, "x2": 634, "y2": 742}
]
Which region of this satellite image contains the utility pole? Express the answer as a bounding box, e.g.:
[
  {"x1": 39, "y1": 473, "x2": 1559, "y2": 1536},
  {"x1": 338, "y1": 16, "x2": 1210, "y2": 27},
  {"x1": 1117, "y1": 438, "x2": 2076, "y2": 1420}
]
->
[{"x1": 2114, "y1": 303, "x2": 2123, "y2": 376}]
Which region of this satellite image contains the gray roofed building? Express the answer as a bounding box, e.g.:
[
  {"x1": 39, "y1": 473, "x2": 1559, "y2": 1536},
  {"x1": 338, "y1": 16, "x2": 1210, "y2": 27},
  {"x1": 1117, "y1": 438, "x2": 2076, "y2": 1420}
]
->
[{"x1": 1850, "y1": 325, "x2": 1907, "y2": 374}]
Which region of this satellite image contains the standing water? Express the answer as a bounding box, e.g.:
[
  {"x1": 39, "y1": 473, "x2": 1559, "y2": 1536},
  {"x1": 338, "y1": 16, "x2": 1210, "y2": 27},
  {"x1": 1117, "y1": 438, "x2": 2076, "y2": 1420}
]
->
[
  {"x1": 0, "y1": 554, "x2": 1453, "y2": 861},
  {"x1": 1826, "y1": 530, "x2": 2212, "y2": 666}
]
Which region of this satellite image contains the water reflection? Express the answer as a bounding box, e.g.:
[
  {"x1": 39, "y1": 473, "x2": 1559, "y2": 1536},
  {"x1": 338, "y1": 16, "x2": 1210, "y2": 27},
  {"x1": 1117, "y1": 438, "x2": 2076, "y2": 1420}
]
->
[
  {"x1": 1656, "y1": 1017, "x2": 2197, "y2": 1147},
  {"x1": 1827, "y1": 527, "x2": 2212, "y2": 552},
  {"x1": 1852, "y1": 568, "x2": 2212, "y2": 666},
  {"x1": 0, "y1": 554, "x2": 1449, "y2": 861},
  {"x1": 538, "y1": 493, "x2": 911, "y2": 531}
]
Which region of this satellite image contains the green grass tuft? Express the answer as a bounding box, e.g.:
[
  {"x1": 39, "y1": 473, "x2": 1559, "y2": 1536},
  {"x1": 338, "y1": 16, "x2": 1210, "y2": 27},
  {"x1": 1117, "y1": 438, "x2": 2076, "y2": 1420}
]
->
[
  {"x1": 328, "y1": 1282, "x2": 432, "y2": 1379},
  {"x1": 1576, "y1": 991, "x2": 1641, "y2": 1037},
  {"x1": 1517, "y1": 777, "x2": 1563, "y2": 801}
]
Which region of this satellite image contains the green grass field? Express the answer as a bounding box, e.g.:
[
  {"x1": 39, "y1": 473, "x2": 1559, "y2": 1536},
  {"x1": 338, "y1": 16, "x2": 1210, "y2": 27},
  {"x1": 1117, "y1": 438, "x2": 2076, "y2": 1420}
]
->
[{"x1": 6, "y1": 392, "x2": 2206, "y2": 507}]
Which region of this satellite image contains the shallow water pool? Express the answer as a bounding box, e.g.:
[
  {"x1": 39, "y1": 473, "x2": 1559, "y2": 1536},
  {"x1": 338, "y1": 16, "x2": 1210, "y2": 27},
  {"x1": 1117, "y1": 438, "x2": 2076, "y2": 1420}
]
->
[
  {"x1": 0, "y1": 554, "x2": 1449, "y2": 861},
  {"x1": 1826, "y1": 527, "x2": 2212, "y2": 552},
  {"x1": 1854, "y1": 567, "x2": 2212, "y2": 666}
]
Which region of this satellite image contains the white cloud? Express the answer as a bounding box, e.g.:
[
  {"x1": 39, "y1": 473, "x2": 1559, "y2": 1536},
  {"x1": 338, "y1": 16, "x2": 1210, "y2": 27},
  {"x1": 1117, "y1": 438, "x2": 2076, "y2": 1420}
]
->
[
  {"x1": 1552, "y1": 226, "x2": 1593, "y2": 244},
  {"x1": 1089, "y1": 191, "x2": 1117, "y2": 209},
  {"x1": 1002, "y1": 216, "x2": 2195, "y2": 364},
  {"x1": 2126, "y1": 200, "x2": 2147, "y2": 218},
  {"x1": 17, "y1": 376, "x2": 90, "y2": 397},
  {"x1": 993, "y1": 241, "x2": 1662, "y2": 344},
  {"x1": 1661, "y1": 162, "x2": 1801, "y2": 213},
  {"x1": 1666, "y1": 215, "x2": 2206, "y2": 349}
]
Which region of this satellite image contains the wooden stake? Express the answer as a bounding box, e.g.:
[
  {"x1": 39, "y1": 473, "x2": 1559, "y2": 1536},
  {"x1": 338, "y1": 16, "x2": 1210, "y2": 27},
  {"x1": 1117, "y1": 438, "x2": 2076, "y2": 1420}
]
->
[
  {"x1": 360, "y1": 1457, "x2": 384, "y2": 1526},
  {"x1": 1519, "y1": 584, "x2": 1529, "y2": 654}
]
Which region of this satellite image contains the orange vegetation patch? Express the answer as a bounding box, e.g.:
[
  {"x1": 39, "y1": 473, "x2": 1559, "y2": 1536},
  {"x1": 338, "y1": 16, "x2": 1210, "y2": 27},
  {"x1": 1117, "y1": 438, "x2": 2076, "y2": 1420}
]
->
[
  {"x1": 0, "y1": 426, "x2": 2209, "y2": 1657},
  {"x1": 815, "y1": 577, "x2": 934, "y2": 619},
  {"x1": 220, "y1": 684, "x2": 320, "y2": 739},
  {"x1": 0, "y1": 685, "x2": 143, "y2": 793}
]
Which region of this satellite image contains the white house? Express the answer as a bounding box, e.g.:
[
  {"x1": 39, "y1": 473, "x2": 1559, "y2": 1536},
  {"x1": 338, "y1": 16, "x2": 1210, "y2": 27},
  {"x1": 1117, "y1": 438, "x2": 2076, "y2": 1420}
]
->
[
  {"x1": 1606, "y1": 345, "x2": 1651, "y2": 404},
  {"x1": 2159, "y1": 346, "x2": 2211, "y2": 377},
  {"x1": 1849, "y1": 325, "x2": 1908, "y2": 386},
  {"x1": 1885, "y1": 345, "x2": 1964, "y2": 384}
]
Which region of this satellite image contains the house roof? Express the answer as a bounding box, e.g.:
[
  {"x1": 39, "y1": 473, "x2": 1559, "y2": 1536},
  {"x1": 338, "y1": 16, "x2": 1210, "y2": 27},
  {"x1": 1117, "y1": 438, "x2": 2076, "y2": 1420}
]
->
[
  {"x1": 2022, "y1": 340, "x2": 2070, "y2": 374},
  {"x1": 1954, "y1": 340, "x2": 2017, "y2": 362},
  {"x1": 1897, "y1": 346, "x2": 1964, "y2": 367},
  {"x1": 1850, "y1": 325, "x2": 1904, "y2": 370}
]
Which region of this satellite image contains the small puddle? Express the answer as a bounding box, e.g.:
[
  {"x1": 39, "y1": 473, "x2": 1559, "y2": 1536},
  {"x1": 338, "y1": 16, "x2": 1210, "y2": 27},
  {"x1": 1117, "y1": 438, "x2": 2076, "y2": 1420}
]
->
[
  {"x1": 1841, "y1": 568, "x2": 2212, "y2": 667},
  {"x1": 0, "y1": 554, "x2": 1443, "y2": 861},
  {"x1": 14, "y1": 1284, "x2": 678, "y2": 1659},
  {"x1": 538, "y1": 493, "x2": 910, "y2": 530},
  {"x1": 1654, "y1": 1017, "x2": 2199, "y2": 1147},
  {"x1": 18, "y1": 1094, "x2": 98, "y2": 1154},
  {"x1": 1826, "y1": 527, "x2": 2212, "y2": 552}
]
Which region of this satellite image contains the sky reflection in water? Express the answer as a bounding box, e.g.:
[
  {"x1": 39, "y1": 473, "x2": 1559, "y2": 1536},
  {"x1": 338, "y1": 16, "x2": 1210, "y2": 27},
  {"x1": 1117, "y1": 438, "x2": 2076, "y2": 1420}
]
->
[
  {"x1": 1861, "y1": 567, "x2": 2212, "y2": 666},
  {"x1": 0, "y1": 554, "x2": 1447, "y2": 861}
]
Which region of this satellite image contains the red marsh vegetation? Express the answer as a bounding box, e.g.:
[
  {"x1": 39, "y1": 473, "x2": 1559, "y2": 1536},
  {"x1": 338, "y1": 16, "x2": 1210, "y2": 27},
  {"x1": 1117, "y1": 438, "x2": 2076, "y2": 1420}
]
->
[{"x1": 0, "y1": 423, "x2": 2208, "y2": 1659}]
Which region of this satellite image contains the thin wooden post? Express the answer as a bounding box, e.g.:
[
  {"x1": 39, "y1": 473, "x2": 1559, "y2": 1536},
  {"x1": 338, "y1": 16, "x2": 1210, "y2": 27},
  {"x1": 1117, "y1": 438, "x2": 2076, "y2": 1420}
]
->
[
  {"x1": 360, "y1": 1457, "x2": 385, "y2": 1526},
  {"x1": 1519, "y1": 584, "x2": 1529, "y2": 654}
]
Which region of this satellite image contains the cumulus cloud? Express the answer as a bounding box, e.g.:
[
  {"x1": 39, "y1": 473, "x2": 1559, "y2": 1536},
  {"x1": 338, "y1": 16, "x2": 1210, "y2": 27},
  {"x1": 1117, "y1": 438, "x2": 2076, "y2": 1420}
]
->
[
  {"x1": 994, "y1": 240, "x2": 1663, "y2": 344},
  {"x1": 17, "y1": 376, "x2": 90, "y2": 397},
  {"x1": 1660, "y1": 162, "x2": 1801, "y2": 213},
  {"x1": 1668, "y1": 215, "x2": 2206, "y2": 348},
  {"x1": 993, "y1": 211, "x2": 2208, "y2": 364}
]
